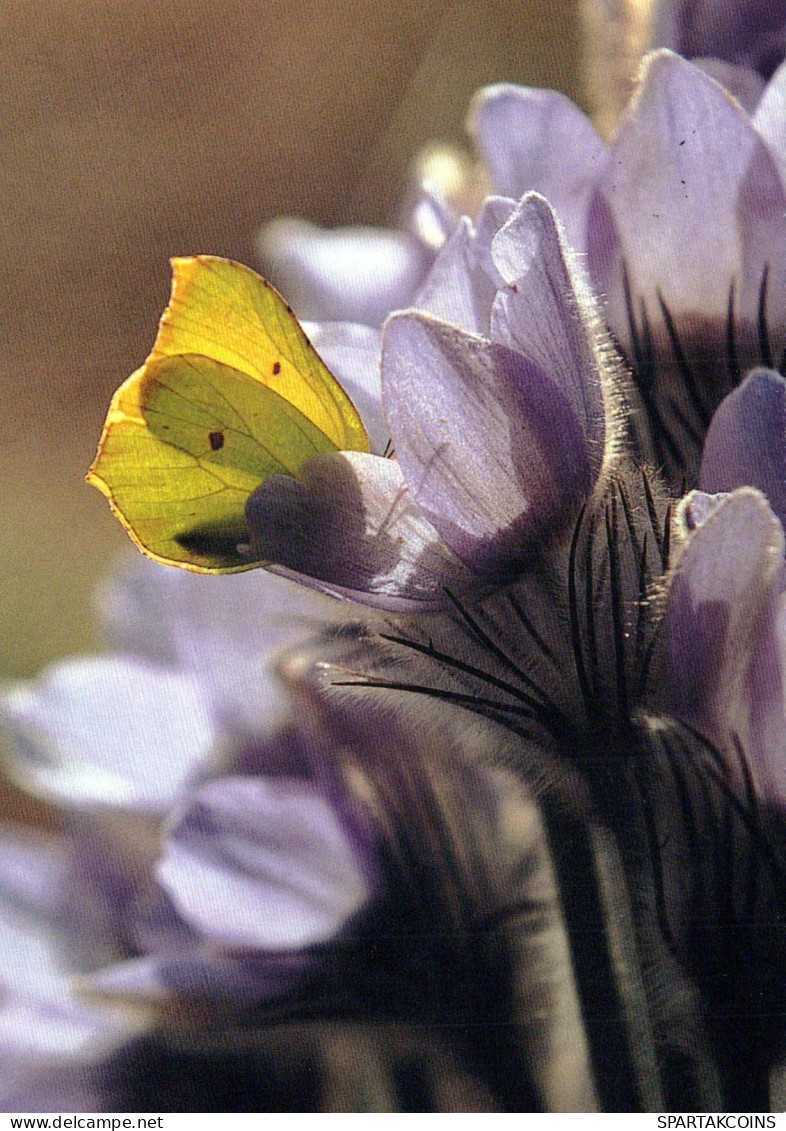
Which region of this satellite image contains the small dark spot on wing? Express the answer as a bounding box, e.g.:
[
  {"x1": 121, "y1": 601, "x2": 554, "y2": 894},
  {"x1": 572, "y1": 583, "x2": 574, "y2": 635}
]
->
[
  {"x1": 208, "y1": 431, "x2": 225, "y2": 451},
  {"x1": 272, "y1": 361, "x2": 281, "y2": 375}
]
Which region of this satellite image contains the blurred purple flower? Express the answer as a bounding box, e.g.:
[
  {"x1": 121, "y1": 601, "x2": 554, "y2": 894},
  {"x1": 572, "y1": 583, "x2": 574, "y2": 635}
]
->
[
  {"x1": 257, "y1": 218, "x2": 435, "y2": 328},
  {"x1": 0, "y1": 828, "x2": 148, "y2": 1112},
  {"x1": 3, "y1": 554, "x2": 593, "y2": 1111},
  {"x1": 0, "y1": 561, "x2": 379, "y2": 1109},
  {"x1": 98, "y1": 702, "x2": 601, "y2": 1113},
  {"x1": 255, "y1": 150, "x2": 471, "y2": 329},
  {"x1": 0, "y1": 559, "x2": 338, "y2": 814},
  {"x1": 83, "y1": 769, "x2": 376, "y2": 1017}
]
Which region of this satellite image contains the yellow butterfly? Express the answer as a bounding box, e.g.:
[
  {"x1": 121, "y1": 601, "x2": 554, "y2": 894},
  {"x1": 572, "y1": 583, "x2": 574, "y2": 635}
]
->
[{"x1": 88, "y1": 256, "x2": 369, "y2": 571}]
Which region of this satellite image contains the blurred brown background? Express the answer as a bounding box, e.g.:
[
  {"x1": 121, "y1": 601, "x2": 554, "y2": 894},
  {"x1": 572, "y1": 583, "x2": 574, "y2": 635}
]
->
[{"x1": 1, "y1": 0, "x2": 579, "y2": 680}]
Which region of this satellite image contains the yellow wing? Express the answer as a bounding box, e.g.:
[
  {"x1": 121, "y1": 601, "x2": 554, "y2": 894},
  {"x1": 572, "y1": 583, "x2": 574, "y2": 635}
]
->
[{"x1": 88, "y1": 258, "x2": 369, "y2": 572}]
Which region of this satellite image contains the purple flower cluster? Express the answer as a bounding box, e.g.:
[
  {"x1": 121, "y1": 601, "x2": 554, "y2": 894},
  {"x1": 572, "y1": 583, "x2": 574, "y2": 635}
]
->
[{"x1": 5, "y1": 0, "x2": 786, "y2": 1112}]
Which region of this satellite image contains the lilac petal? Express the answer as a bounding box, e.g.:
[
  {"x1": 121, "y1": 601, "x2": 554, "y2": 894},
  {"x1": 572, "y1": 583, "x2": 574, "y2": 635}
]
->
[
  {"x1": 588, "y1": 51, "x2": 786, "y2": 349},
  {"x1": 0, "y1": 831, "x2": 67, "y2": 925},
  {"x1": 0, "y1": 890, "x2": 79, "y2": 1005},
  {"x1": 665, "y1": 488, "x2": 786, "y2": 802},
  {"x1": 490, "y1": 193, "x2": 606, "y2": 483},
  {"x1": 245, "y1": 450, "x2": 476, "y2": 609},
  {"x1": 692, "y1": 58, "x2": 766, "y2": 111},
  {"x1": 408, "y1": 182, "x2": 456, "y2": 251},
  {"x1": 300, "y1": 321, "x2": 387, "y2": 455},
  {"x1": 411, "y1": 199, "x2": 515, "y2": 337},
  {"x1": 700, "y1": 368, "x2": 786, "y2": 529},
  {"x1": 0, "y1": 991, "x2": 131, "y2": 1064},
  {"x1": 412, "y1": 218, "x2": 489, "y2": 335},
  {"x1": 0, "y1": 890, "x2": 142, "y2": 1070},
  {"x1": 0, "y1": 657, "x2": 217, "y2": 813},
  {"x1": 754, "y1": 59, "x2": 786, "y2": 185},
  {"x1": 383, "y1": 311, "x2": 594, "y2": 577},
  {"x1": 679, "y1": 489, "x2": 732, "y2": 531},
  {"x1": 467, "y1": 84, "x2": 605, "y2": 253},
  {"x1": 470, "y1": 196, "x2": 516, "y2": 290},
  {"x1": 256, "y1": 218, "x2": 431, "y2": 326},
  {"x1": 0, "y1": 835, "x2": 146, "y2": 1103},
  {"x1": 85, "y1": 950, "x2": 308, "y2": 1006},
  {"x1": 157, "y1": 776, "x2": 371, "y2": 950},
  {"x1": 466, "y1": 196, "x2": 518, "y2": 331}
]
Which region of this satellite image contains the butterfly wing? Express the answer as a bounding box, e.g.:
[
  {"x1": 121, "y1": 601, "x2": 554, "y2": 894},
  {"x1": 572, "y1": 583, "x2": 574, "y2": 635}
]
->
[{"x1": 88, "y1": 258, "x2": 369, "y2": 572}]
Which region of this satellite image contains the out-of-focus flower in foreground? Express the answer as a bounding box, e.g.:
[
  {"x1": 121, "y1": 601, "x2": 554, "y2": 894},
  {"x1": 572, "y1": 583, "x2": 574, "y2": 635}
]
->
[
  {"x1": 97, "y1": 701, "x2": 605, "y2": 1112},
  {"x1": 0, "y1": 828, "x2": 149, "y2": 1112},
  {"x1": 0, "y1": 562, "x2": 371, "y2": 1109}
]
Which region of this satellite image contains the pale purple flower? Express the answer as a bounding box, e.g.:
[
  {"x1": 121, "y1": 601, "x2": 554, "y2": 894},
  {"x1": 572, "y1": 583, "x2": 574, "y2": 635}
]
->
[
  {"x1": 246, "y1": 193, "x2": 611, "y2": 605},
  {"x1": 0, "y1": 729, "x2": 383, "y2": 1112},
  {"x1": 466, "y1": 50, "x2": 786, "y2": 485},
  {"x1": 690, "y1": 366, "x2": 786, "y2": 810},
  {"x1": 255, "y1": 163, "x2": 462, "y2": 329},
  {"x1": 84, "y1": 769, "x2": 376, "y2": 1016},
  {"x1": 466, "y1": 85, "x2": 605, "y2": 255},
  {"x1": 586, "y1": 51, "x2": 786, "y2": 483},
  {"x1": 239, "y1": 182, "x2": 786, "y2": 1108}
]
